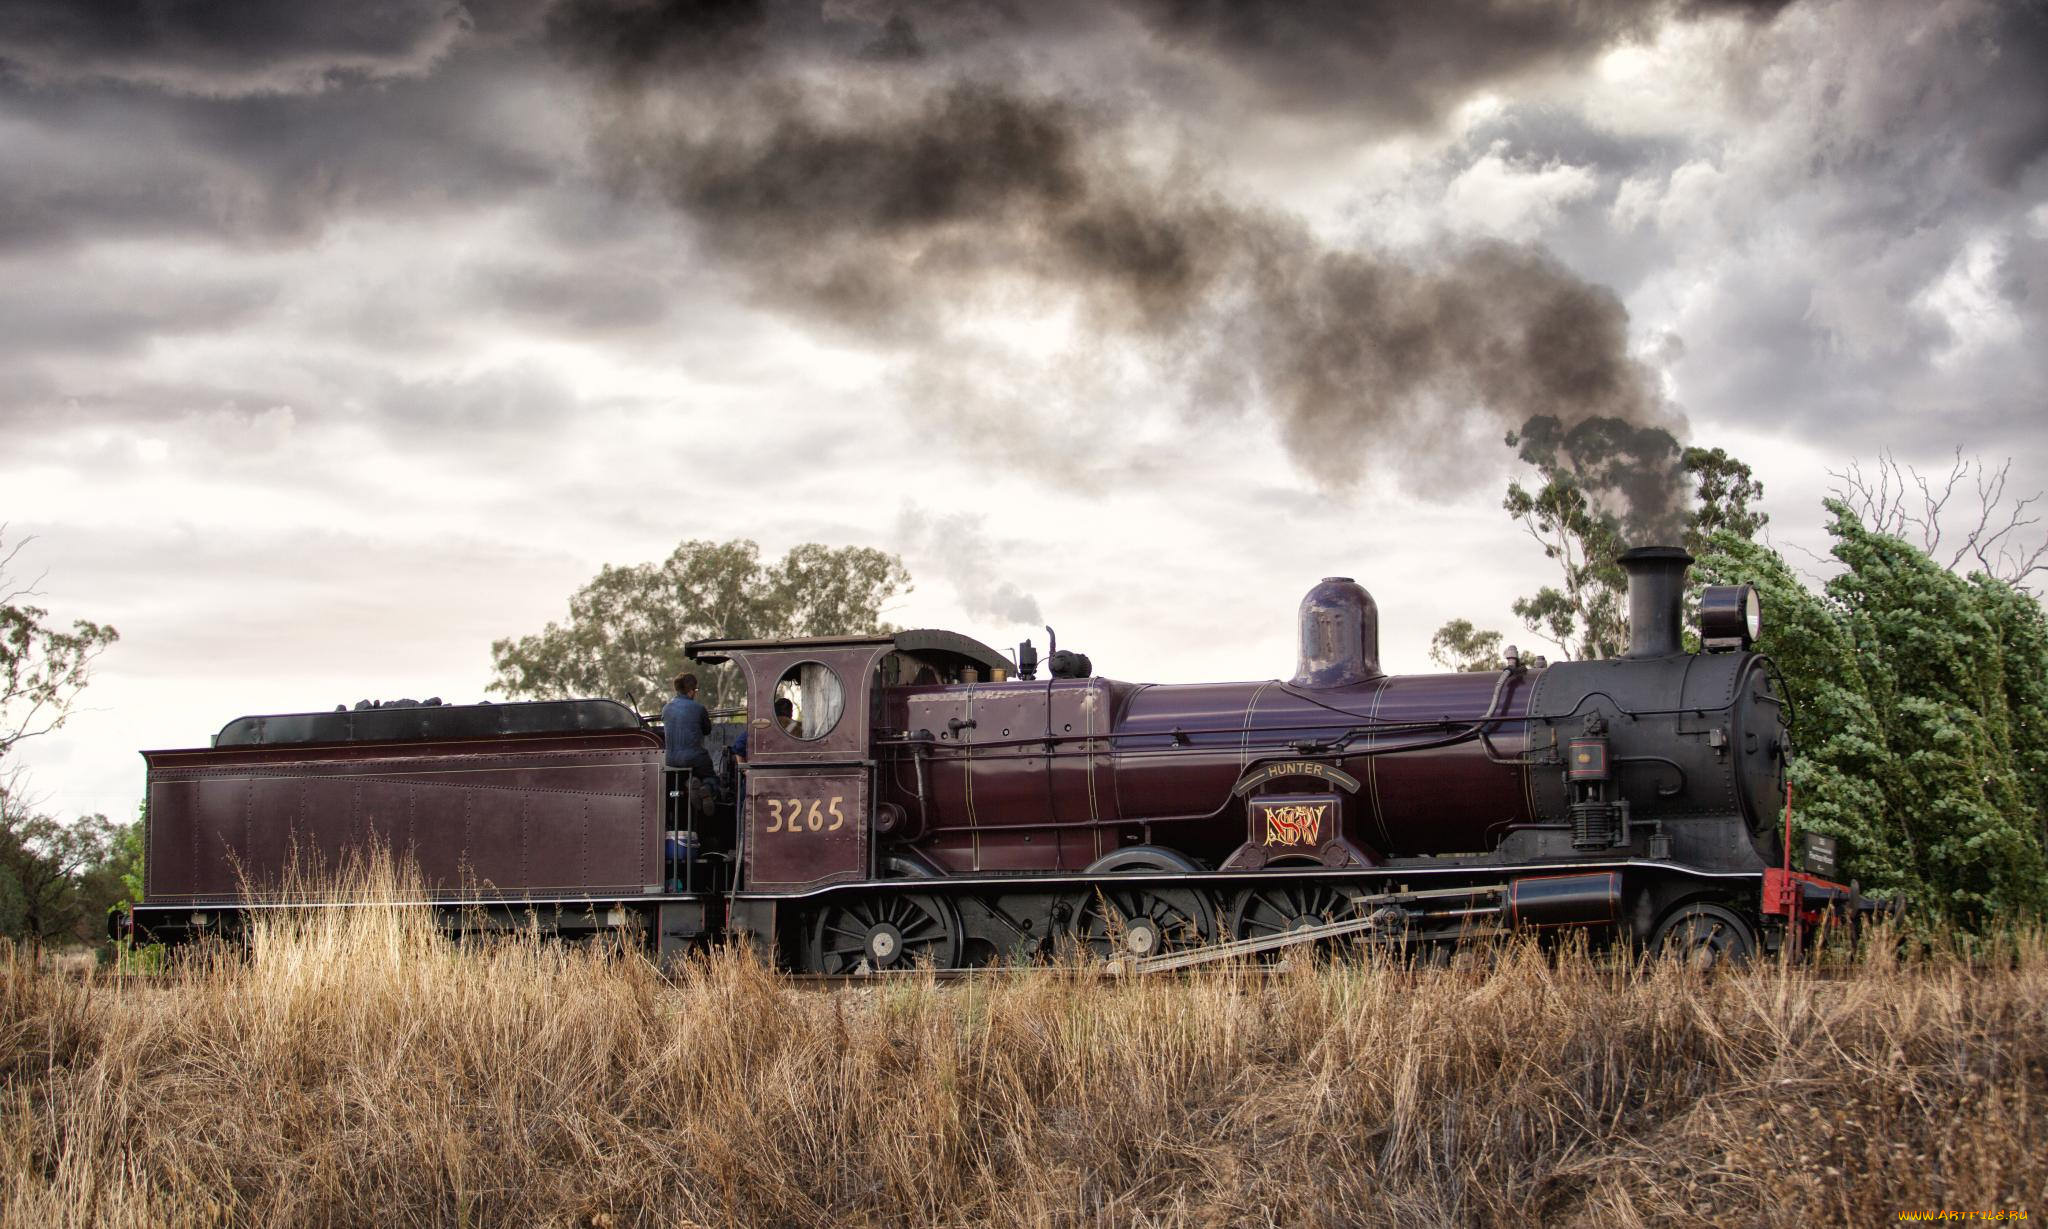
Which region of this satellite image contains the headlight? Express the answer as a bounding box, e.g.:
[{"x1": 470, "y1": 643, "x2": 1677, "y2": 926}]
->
[{"x1": 1699, "y1": 584, "x2": 1761, "y2": 651}]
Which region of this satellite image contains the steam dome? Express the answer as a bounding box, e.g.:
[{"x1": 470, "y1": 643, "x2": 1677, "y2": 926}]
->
[{"x1": 1292, "y1": 577, "x2": 1383, "y2": 689}]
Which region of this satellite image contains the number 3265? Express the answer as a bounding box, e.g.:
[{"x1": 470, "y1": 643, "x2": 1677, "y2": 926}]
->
[{"x1": 763, "y1": 795, "x2": 847, "y2": 834}]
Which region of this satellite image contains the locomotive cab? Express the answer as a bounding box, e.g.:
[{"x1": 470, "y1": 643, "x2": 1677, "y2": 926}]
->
[{"x1": 684, "y1": 631, "x2": 1015, "y2": 894}]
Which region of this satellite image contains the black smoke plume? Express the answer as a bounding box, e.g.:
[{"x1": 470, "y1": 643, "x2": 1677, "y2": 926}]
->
[{"x1": 553, "y1": 0, "x2": 1717, "y2": 540}]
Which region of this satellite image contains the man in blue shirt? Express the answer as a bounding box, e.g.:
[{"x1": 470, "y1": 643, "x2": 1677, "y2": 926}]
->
[{"x1": 662, "y1": 672, "x2": 714, "y2": 777}]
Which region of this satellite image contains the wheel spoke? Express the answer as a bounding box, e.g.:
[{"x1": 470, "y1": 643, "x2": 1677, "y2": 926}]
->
[
  {"x1": 1230, "y1": 882, "x2": 1363, "y2": 949},
  {"x1": 807, "y1": 893, "x2": 959, "y2": 973}
]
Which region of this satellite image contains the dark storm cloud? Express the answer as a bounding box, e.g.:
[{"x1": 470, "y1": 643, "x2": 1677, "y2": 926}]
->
[
  {"x1": 1956, "y1": 0, "x2": 2048, "y2": 189},
  {"x1": 0, "y1": 266, "x2": 275, "y2": 360},
  {"x1": 1633, "y1": 0, "x2": 2048, "y2": 462},
  {"x1": 0, "y1": 0, "x2": 471, "y2": 96},
  {"x1": 467, "y1": 260, "x2": 676, "y2": 334},
  {"x1": 3, "y1": 0, "x2": 2037, "y2": 528},
  {"x1": 0, "y1": 49, "x2": 563, "y2": 254},
  {"x1": 549, "y1": 0, "x2": 1793, "y2": 129},
  {"x1": 551, "y1": 0, "x2": 1697, "y2": 533},
  {"x1": 1124, "y1": 0, "x2": 1660, "y2": 123},
  {"x1": 1774, "y1": 0, "x2": 2048, "y2": 196},
  {"x1": 0, "y1": 251, "x2": 286, "y2": 438}
]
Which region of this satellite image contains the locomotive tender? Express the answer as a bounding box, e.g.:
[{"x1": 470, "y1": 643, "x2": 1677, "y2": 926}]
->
[{"x1": 118, "y1": 547, "x2": 1874, "y2": 970}]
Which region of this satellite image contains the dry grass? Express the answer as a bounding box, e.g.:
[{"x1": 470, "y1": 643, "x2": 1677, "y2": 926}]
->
[{"x1": 2, "y1": 870, "x2": 2043, "y2": 1228}]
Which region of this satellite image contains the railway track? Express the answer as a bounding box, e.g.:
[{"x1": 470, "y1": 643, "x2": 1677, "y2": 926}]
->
[
  {"x1": 43, "y1": 905, "x2": 1887, "y2": 987},
  {"x1": 42, "y1": 955, "x2": 1898, "y2": 990}
]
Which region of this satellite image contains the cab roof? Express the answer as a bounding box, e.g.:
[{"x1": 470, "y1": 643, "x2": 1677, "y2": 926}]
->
[{"x1": 684, "y1": 628, "x2": 1014, "y2": 676}]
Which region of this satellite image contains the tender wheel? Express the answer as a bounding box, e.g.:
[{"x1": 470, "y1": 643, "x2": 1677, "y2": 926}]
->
[
  {"x1": 1071, "y1": 885, "x2": 1215, "y2": 961},
  {"x1": 807, "y1": 893, "x2": 962, "y2": 974},
  {"x1": 1651, "y1": 902, "x2": 1756, "y2": 969},
  {"x1": 1227, "y1": 881, "x2": 1365, "y2": 953}
]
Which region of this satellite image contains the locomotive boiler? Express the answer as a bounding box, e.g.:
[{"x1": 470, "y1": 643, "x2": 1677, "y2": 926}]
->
[{"x1": 117, "y1": 547, "x2": 1875, "y2": 972}]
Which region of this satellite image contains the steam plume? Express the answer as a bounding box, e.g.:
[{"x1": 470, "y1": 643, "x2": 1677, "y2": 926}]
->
[
  {"x1": 895, "y1": 504, "x2": 1043, "y2": 627},
  {"x1": 555, "y1": 0, "x2": 1704, "y2": 540}
]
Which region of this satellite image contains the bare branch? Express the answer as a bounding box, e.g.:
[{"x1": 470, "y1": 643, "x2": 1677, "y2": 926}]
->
[
  {"x1": 0, "y1": 526, "x2": 50, "y2": 610},
  {"x1": 1830, "y1": 450, "x2": 2048, "y2": 592}
]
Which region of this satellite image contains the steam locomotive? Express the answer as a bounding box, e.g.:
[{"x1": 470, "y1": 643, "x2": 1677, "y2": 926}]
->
[{"x1": 116, "y1": 547, "x2": 1878, "y2": 970}]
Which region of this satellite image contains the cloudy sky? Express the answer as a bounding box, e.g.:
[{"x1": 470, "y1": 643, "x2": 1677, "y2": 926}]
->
[{"x1": 4, "y1": 0, "x2": 2044, "y2": 822}]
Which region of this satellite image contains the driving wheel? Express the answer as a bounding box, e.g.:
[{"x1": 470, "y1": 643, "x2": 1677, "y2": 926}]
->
[
  {"x1": 807, "y1": 892, "x2": 962, "y2": 974},
  {"x1": 1226, "y1": 881, "x2": 1366, "y2": 955},
  {"x1": 1070, "y1": 885, "x2": 1215, "y2": 962}
]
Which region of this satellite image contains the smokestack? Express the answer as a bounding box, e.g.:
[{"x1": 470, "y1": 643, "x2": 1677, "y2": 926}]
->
[
  {"x1": 1292, "y1": 577, "x2": 1383, "y2": 688},
  {"x1": 1618, "y1": 546, "x2": 1692, "y2": 658}
]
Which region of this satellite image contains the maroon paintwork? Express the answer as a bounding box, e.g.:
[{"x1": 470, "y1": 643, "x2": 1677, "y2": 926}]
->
[
  {"x1": 716, "y1": 641, "x2": 892, "y2": 892},
  {"x1": 142, "y1": 729, "x2": 666, "y2": 905},
  {"x1": 874, "y1": 667, "x2": 1546, "y2": 876}
]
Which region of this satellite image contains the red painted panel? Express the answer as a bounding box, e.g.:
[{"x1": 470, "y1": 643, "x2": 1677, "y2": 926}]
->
[
  {"x1": 456, "y1": 790, "x2": 528, "y2": 895},
  {"x1": 144, "y1": 777, "x2": 198, "y2": 901},
  {"x1": 189, "y1": 776, "x2": 249, "y2": 898},
  {"x1": 1048, "y1": 679, "x2": 1114, "y2": 869},
  {"x1": 1361, "y1": 672, "x2": 1537, "y2": 855},
  {"x1": 241, "y1": 776, "x2": 301, "y2": 895},
  {"x1": 295, "y1": 776, "x2": 365, "y2": 880},
  {"x1": 904, "y1": 689, "x2": 974, "y2": 857},
  {"x1": 744, "y1": 768, "x2": 869, "y2": 891},
  {"x1": 875, "y1": 666, "x2": 1544, "y2": 873},
  {"x1": 731, "y1": 646, "x2": 887, "y2": 765},
  {"x1": 142, "y1": 743, "x2": 663, "y2": 904}
]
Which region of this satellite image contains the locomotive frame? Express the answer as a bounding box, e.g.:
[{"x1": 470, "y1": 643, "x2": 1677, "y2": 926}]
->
[{"x1": 115, "y1": 549, "x2": 1882, "y2": 970}]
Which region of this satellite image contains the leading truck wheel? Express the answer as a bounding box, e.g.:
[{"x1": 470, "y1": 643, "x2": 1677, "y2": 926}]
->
[
  {"x1": 807, "y1": 892, "x2": 962, "y2": 974},
  {"x1": 1650, "y1": 902, "x2": 1756, "y2": 969}
]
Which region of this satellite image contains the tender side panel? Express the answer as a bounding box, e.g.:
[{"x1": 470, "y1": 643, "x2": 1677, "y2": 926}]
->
[
  {"x1": 143, "y1": 777, "x2": 198, "y2": 902},
  {"x1": 143, "y1": 738, "x2": 663, "y2": 904}
]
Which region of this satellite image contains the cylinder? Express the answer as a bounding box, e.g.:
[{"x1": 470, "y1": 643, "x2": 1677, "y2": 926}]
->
[{"x1": 1506, "y1": 871, "x2": 1622, "y2": 928}]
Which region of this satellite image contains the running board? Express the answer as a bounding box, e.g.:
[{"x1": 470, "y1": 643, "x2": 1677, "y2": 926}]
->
[{"x1": 1111, "y1": 884, "x2": 1507, "y2": 975}]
